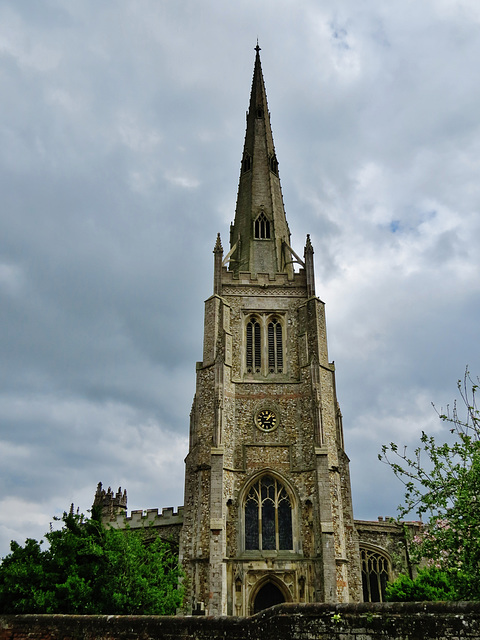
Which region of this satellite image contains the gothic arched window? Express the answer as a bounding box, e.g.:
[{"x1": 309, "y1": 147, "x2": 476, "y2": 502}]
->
[
  {"x1": 360, "y1": 547, "x2": 390, "y2": 602},
  {"x1": 254, "y1": 212, "x2": 271, "y2": 239},
  {"x1": 246, "y1": 317, "x2": 261, "y2": 373},
  {"x1": 268, "y1": 318, "x2": 283, "y2": 373},
  {"x1": 244, "y1": 475, "x2": 293, "y2": 551}
]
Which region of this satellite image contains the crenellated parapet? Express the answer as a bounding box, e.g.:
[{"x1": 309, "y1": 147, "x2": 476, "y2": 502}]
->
[
  {"x1": 221, "y1": 267, "x2": 306, "y2": 288},
  {"x1": 105, "y1": 505, "x2": 184, "y2": 543},
  {"x1": 93, "y1": 482, "x2": 127, "y2": 521},
  {"x1": 118, "y1": 506, "x2": 184, "y2": 527},
  {"x1": 93, "y1": 483, "x2": 184, "y2": 542}
]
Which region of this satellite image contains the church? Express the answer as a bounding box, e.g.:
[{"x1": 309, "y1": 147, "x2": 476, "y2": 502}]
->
[{"x1": 94, "y1": 46, "x2": 416, "y2": 616}]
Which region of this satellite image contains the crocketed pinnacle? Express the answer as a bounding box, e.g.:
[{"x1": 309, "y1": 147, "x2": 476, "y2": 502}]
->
[{"x1": 214, "y1": 232, "x2": 223, "y2": 254}]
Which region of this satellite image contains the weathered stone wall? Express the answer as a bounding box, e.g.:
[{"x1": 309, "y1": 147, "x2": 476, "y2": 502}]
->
[
  {"x1": 105, "y1": 507, "x2": 183, "y2": 544},
  {"x1": 356, "y1": 519, "x2": 421, "y2": 580},
  {"x1": 2, "y1": 603, "x2": 480, "y2": 640},
  {"x1": 180, "y1": 264, "x2": 364, "y2": 613}
]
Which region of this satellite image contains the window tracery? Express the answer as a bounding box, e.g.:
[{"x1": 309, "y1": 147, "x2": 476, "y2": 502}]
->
[
  {"x1": 360, "y1": 547, "x2": 390, "y2": 602},
  {"x1": 254, "y1": 212, "x2": 271, "y2": 239},
  {"x1": 244, "y1": 475, "x2": 293, "y2": 551},
  {"x1": 245, "y1": 314, "x2": 285, "y2": 376}
]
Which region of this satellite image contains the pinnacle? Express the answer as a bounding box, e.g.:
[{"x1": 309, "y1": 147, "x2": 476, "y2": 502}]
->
[
  {"x1": 305, "y1": 234, "x2": 314, "y2": 254},
  {"x1": 214, "y1": 232, "x2": 223, "y2": 253}
]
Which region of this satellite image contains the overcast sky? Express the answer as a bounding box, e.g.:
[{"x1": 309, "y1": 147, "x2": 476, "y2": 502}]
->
[{"x1": 1, "y1": 0, "x2": 479, "y2": 559}]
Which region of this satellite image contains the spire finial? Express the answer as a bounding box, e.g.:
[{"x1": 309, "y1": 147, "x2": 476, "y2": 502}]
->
[{"x1": 255, "y1": 39, "x2": 261, "y2": 54}]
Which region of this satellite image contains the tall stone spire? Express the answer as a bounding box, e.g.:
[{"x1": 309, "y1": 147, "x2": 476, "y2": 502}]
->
[{"x1": 229, "y1": 45, "x2": 293, "y2": 278}]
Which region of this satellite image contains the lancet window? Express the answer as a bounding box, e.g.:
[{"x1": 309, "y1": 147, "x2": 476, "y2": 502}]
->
[
  {"x1": 242, "y1": 154, "x2": 251, "y2": 173},
  {"x1": 246, "y1": 317, "x2": 261, "y2": 373},
  {"x1": 244, "y1": 475, "x2": 293, "y2": 551},
  {"x1": 268, "y1": 318, "x2": 283, "y2": 373},
  {"x1": 360, "y1": 547, "x2": 390, "y2": 602},
  {"x1": 254, "y1": 212, "x2": 271, "y2": 239},
  {"x1": 245, "y1": 314, "x2": 285, "y2": 376},
  {"x1": 269, "y1": 154, "x2": 278, "y2": 175}
]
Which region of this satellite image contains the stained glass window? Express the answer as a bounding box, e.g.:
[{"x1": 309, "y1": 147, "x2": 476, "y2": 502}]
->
[
  {"x1": 244, "y1": 475, "x2": 293, "y2": 551},
  {"x1": 245, "y1": 497, "x2": 259, "y2": 549}
]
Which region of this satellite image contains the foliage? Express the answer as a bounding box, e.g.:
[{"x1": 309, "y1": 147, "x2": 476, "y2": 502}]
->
[
  {"x1": 385, "y1": 567, "x2": 458, "y2": 602},
  {"x1": 380, "y1": 368, "x2": 480, "y2": 600},
  {"x1": 0, "y1": 507, "x2": 183, "y2": 614}
]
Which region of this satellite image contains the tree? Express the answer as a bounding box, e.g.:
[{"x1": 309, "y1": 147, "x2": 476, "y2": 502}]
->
[
  {"x1": 385, "y1": 566, "x2": 458, "y2": 602},
  {"x1": 380, "y1": 369, "x2": 480, "y2": 600},
  {"x1": 0, "y1": 507, "x2": 184, "y2": 614}
]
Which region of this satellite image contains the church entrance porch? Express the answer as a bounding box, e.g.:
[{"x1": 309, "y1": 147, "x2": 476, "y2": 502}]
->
[
  {"x1": 248, "y1": 574, "x2": 292, "y2": 616},
  {"x1": 253, "y1": 581, "x2": 285, "y2": 613}
]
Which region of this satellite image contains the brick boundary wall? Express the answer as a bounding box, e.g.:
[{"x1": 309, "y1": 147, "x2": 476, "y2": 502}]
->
[{"x1": 2, "y1": 602, "x2": 480, "y2": 640}]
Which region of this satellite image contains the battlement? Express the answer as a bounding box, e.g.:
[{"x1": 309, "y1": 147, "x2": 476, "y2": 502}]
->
[
  {"x1": 221, "y1": 266, "x2": 306, "y2": 288},
  {"x1": 107, "y1": 505, "x2": 184, "y2": 530},
  {"x1": 93, "y1": 482, "x2": 127, "y2": 521}
]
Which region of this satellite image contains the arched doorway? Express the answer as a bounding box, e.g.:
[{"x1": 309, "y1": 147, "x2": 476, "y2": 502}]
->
[{"x1": 253, "y1": 581, "x2": 285, "y2": 614}]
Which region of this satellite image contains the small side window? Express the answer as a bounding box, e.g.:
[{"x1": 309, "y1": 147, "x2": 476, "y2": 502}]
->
[
  {"x1": 269, "y1": 155, "x2": 278, "y2": 175},
  {"x1": 254, "y1": 213, "x2": 270, "y2": 239}
]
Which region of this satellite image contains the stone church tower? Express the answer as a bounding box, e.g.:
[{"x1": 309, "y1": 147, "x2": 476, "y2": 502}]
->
[
  {"x1": 178, "y1": 46, "x2": 363, "y2": 616},
  {"x1": 95, "y1": 46, "x2": 416, "y2": 615}
]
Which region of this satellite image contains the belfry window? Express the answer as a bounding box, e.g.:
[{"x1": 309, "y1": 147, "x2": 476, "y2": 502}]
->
[
  {"x1": 254, "y1": 212, "x2": 271, "y2": 239},
  {"x1": 245, "y1": 475, "x2": 293, "y2": 551},
  {"x1": 244, "y1": 313, "x2": 285, "y2": 377},
  {"x1": 268, "y1": 319, "x2": 283, "y2": 373},
  {"x1": 242, "y1": 154, "x2": 251, "y2": 173},
  {"x1": 246, "y1": 317, "x2": 261, "y2": 373},
  {"x1": 361, "y1": 548, "x2": 390, "y2": 602}
]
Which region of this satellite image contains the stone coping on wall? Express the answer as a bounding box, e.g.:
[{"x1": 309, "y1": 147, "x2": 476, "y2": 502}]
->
[{"x1": 2, "y1": 602, "x2": 480, "y2": 640}]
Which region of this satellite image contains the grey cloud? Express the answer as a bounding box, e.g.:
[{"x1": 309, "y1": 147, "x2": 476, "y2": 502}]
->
[{"x1": 1, "y1": 0, "x2": 480, "y2": 556}]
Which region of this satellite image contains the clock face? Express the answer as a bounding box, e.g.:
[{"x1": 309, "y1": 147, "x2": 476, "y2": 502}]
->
[{"x1": 255, "y1": 409, "x2": 277, "y2": 432}]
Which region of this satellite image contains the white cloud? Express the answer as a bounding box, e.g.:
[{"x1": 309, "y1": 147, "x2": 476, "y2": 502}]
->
[{"x1": 164, "y1": 172, "x2": 201, "y2": 189}]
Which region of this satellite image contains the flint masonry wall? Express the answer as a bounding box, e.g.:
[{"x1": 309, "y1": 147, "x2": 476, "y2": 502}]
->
[{"x1": 2, "y1": 602, "x2": 480, "y2": 640}]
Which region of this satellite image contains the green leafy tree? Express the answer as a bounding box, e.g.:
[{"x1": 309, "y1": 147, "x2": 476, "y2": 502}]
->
[
  {"x1": 380, "y1": 369, "x2": 480, "y2": 600},
  {"x1": 385, "y1": 566, "x2": 458, "y2": 602},
  {"x1": 0, "y1": 507, "x2": 183, "y2": 614}
]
